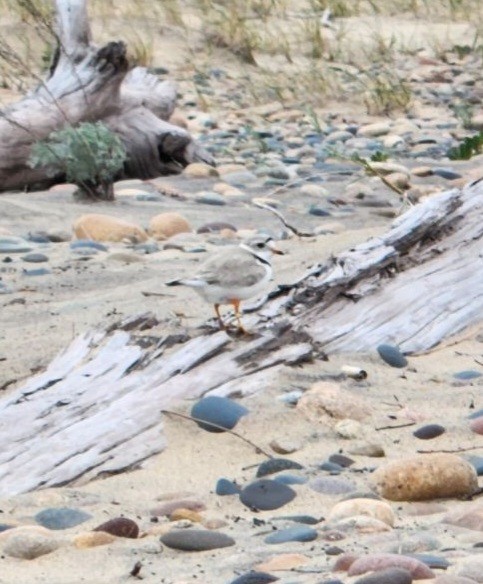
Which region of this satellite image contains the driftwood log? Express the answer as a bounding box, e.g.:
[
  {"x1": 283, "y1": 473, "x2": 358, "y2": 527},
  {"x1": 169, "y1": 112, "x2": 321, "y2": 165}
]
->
[
  {"x1": 0, "y1": 0, "x2": 213, "y2": 192},
  {"x1": 0, "y1": 180, "x2": 481, "y2": 495}
]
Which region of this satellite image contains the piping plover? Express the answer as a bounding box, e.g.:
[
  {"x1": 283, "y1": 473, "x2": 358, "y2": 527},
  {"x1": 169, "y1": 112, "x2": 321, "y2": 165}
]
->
[{"x1": 166, "y1": 234, "x2": 283, "y2": 332}]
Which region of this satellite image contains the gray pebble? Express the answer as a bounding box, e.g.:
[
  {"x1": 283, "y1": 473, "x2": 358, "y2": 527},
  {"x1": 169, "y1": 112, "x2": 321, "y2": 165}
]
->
[
  {"x1": 229, "y1": 571, "x2": 279, "y2": 584},
  {"x1": 160, "y1": 528, "x2": 235, "y2": 551},
  {"x1": 195, "y1": 191, "x2": 227, "y2": 206},
  {"x1": 264, "y1": 525, "x2": 317, "y2": 544},
  {"x1": 35, "y1": 507, "x2": 92, "y2": 530},
  {"x1": 0, "y1": 237, "x2": 33, "y2": 254},
  {"x1": 309, "y1": 476, "x2": 357, "y2": 495},
  {"x1": 191, "y1": 396, "x2": 248, "y2": 433},
  {"x1": 354, "y1": 568, "x2": 412, "y2": 584},
  {"x1": 22, "y1": 253, "x2": 49, "y2": 263},
  {"x1": 23, "y1": 268, "x2": 51, "y2": 276},
  {"x1": 257, "y1": 458, "x2": 304, "y2": 478},
  {"x1": 377, "y1": 344, "x2": 408, "y2": 368},
  {"x1": 413, "y1": 424, "x2": 446, "y2": 440},
  {"x1": 70, "y1": 239, "x2": 108, "y2": 252},
  {"x1": 240, "y1": 479, "x2": 296, "y2": 511}
]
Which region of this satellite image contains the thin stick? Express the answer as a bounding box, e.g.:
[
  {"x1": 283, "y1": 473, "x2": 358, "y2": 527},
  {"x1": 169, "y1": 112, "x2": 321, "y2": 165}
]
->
[
  {"x1": 376, "y1": 422, "x2": 416, "y2": 431},
  {"x1": 252, "y1": 201, "x2": 314, "y2": 238},
  {"x1": 417, "y1": 446, "x2": 482, "y2": 454},
  {"x1": 161, "y1": 409, "x2": 273, "y2": 459}
]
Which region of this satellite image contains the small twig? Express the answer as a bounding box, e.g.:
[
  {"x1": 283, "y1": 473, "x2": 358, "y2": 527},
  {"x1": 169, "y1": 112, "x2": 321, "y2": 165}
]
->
[
  {"x1": 417, "y1": 446, "x2": 482, "y2": 454},
  {"x1": 474, "y1": 358, "x2": 483, "y2": 367},
  {"x1": 252, "y1": 201, "x2": 314, "y2": 238},
  {"x1": 161, "y1": 409, "x2": 273, "y2": 459},
  {"x1": 376, "y1": 422, "x2": 416, "y2": 431},
  {"x1": 129, "y1": 561, "x2": 143, "y2": 579}
]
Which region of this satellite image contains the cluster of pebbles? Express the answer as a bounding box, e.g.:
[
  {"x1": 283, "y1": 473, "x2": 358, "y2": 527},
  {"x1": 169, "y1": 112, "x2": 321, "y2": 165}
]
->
[{"x1": 0, "y1": 352, "x2": 481, "y2": 583}]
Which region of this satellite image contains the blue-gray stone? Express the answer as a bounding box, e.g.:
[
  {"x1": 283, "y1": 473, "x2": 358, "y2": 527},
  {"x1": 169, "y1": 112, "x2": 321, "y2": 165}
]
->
[
  {"x1": 413, "y1": 424, "x2": 446, "y2": 440},
  {"x1": 70, "y1": 239, "x2": 108, "y2": 252},
  {"x1": 469, "y1": 408, "x2": 483, "y2": 419},
  {"x1": 26, "y1": 232, "x2": 50, "y2": 243},
  {"x1": 275, "y1": 515, "x2": 320, "y2": 525},
  {"x1": 0, "y1": 237, "x2": 33, "y2": 254},
  {"x1": 309, "y1": 476, "x2": 356, "y2": 495},
  {"x1": 377, "y1": 344, "x2": 408, "y2": 368},
  {"x1": 134, "y1": 242, "x2": 159, "y2": 254},
  {"x1": 222, "y1": 171, "x2": 258, "y2": 186},
  {"x1": 273, "y1": 474, "x2": 307, "y2": 486},
  {"x1": 22, "y1": 253, "x2": 49, "y2": 263},
  {"x1": 454, "y1": 370, "x2": 482, "y2": 380},
  {"x1": 240, "y1": 479, "x2": 296, "y2": 511},
  {"x1": 466, "y1": 456, "x2": 483, "y2": 476},
  {"x1": 433, "y1": 167, "x2": 462, "y2": 180},
  {"x1": 230, "y1": 571, "x2": 279, "y2": 584},
  {"x1": 23, "y1": 268, "x2": 51, "y2": 277},
  {"x1": 328, "y1": 454, "x2": 354, "y2": 468},
  {"x1": 216, "y1": 478, "x2": 241, "y2": 496},
  {"x1": 191, "y1": 396, "x2": 248, "y2": 433},
  {"x1": 195, "y1": 192, "x2": 226, "y2": 206},
  {"x1": 35, "y1": 507, "x2": 92, "y2": 530},
  {"x1": 408, "y1": 553, "x2": 450, "y2": 569},
  {"x1": 309, "y1": 205, "x2": 331, "y2": 217},
  {"x1": 160, "y1": 528, "x2": 235, "y2": 551},
  {"x1": 136, "y1": 193, "x2": 163, "y2": 202},
  {"x1": 319, "y1": 461, "x2": 343, "y2": 473},
  {"x1": 265, "y1": 525, "x2": 317, "y2": 544},
  {"x1": 0, "y1": 524, "x2": 14, "y2": 533},
  {"x1": 257, "y1": 458, "x2": 304, "y2": 478}
]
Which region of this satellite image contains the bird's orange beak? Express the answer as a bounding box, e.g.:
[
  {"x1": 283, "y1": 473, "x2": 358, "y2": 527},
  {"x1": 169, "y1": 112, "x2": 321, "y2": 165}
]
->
[{"x1": 267, "y1": 240, "x2": 284, "y2": 255}]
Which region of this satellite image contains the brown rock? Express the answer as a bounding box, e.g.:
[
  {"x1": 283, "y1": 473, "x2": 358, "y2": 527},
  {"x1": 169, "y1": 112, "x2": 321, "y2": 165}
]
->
[
  {"x1": 297, "y1": 381, "x2": 371, "y2": 423},
  {"x1": 73, "y1": 531, "x2": 116, "y2": 548},
  {"x1": 269, "y1": 439, "x2": 300, "y2": 455},
  {"x1": 183, "y1": 162, "x2": 218, "y2": 178},
  {"x1": 148, "y1": 212, "x2": 192, "y2": 241},
  {"x1": 93, "y1": 517, "x2": 139, "y2": 539},
  {"x1": 370, "y1": 454, "x2": 478, "y2": 501},
  {"x1": 386, "y1": 171, "x2": 410, "y2": 190},
  {"x1": 151, "y1": 499, "x2": 206, "y2": 517},
  {"x1": 169, "y1": 508, "x2": 203, "y2": 523},
  {"x1": 470, "y1": 416, "x2": 483, "y2": 435},
  {"x1": 72, "y1": 213, "x2": 148, "y2": 243},
  {"x1": 443, "y1": 504, "x2": 483, "y2": 531},
  {"x1": 347, "y1": 553, "x2": 434, "y2": 579},
  {"x1": 333, "y1": 552, "x2": 360, "y2": 571},
  {"x1": 255, "y1": 553, "x2": 310, "y2": 572},
  {"x1": 328, "y1": 498, "x2": 395, "y2": 527},
  {"x1": 435, "y1": 576, "x2": 479, "y2": 584}
]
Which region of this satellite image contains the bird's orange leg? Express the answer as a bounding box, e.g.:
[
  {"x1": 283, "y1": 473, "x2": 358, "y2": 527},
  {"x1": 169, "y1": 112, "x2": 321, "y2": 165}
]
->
[
  {"x1": 231, "y1": 299, "x2": 247, "y2": 334},
  {"x1": 213, "y1": 303, "x2": 226, "y2": 330}
]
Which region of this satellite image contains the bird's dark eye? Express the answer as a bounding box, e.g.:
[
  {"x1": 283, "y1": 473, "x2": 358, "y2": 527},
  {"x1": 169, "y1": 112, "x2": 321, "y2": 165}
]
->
[{"x1": 256, "y1": 242, "x2": 265, "y2": 248}]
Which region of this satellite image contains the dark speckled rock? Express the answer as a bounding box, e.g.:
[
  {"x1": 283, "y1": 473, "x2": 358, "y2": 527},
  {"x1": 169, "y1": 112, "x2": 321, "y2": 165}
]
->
[
  {"x1": 256, "y1": 458, "x2": 304, "y2": 478},
  {"x1": 413, "y1": 424, "x2": 446, "y2": 440},
  {"x1": 240, "y1": 479, "x2": 296, "y2": 511}
]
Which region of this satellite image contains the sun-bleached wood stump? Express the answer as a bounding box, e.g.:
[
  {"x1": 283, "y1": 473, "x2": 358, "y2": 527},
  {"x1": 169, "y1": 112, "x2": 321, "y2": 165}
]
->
[
  {"x1": 0, "y1": 180, "x2": 481, "y2": 495},
  {"x1": 0, "y1": 0, "x2": 213, "y2": 192}
]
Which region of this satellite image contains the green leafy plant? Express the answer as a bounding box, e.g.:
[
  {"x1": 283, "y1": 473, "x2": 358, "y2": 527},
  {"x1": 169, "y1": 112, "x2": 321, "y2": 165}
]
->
[
  {"x1": 447, "y1": 132, "x2": 483, "y2": 160},
  {"x1": 29, "y1": 122, "x2": 127, "y2": 200}
]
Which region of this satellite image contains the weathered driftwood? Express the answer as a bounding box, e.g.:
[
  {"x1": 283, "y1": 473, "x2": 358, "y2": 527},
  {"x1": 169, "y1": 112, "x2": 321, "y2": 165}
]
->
[
  {"x1": 0, "y1": 181, "x2": 481, "y2": 495},
  {"x1": 0, "y1": 0, "x2": 213, "y2": 192}
]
